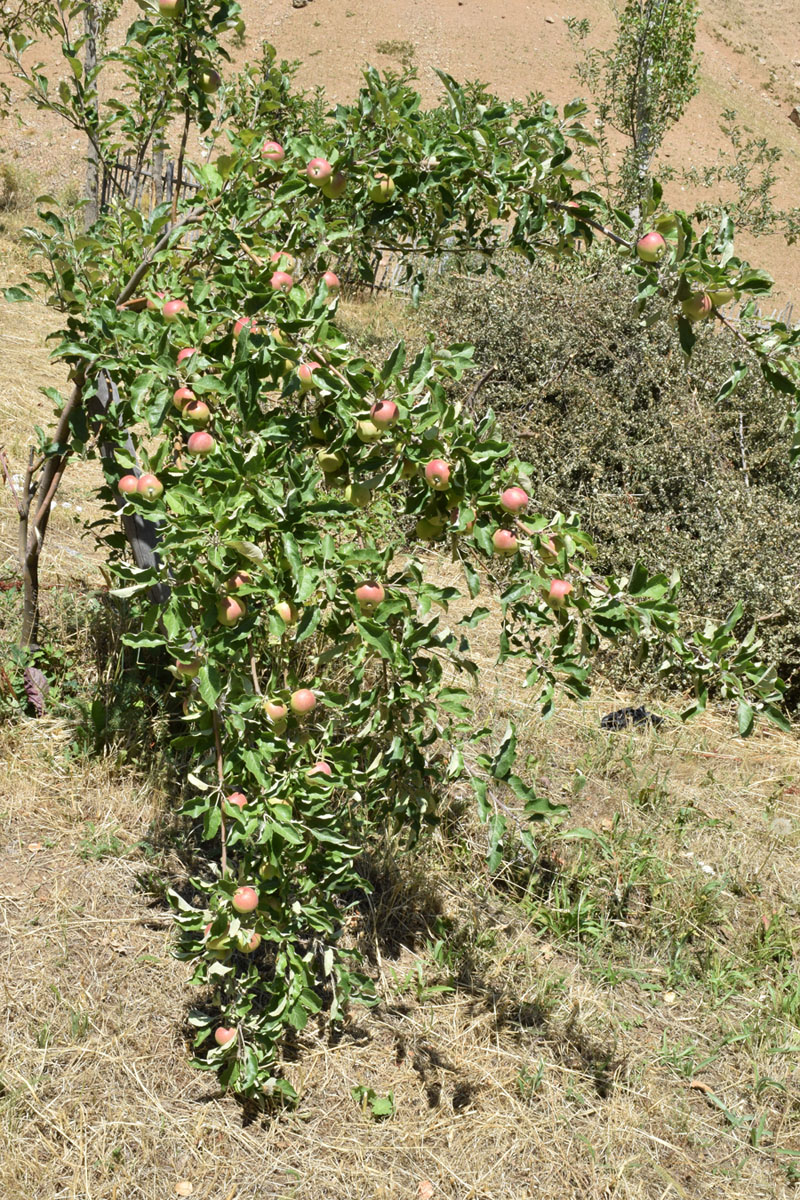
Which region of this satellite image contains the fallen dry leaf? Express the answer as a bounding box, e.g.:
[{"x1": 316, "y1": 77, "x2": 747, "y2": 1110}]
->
[{"x1": 174, "y1": 1182, "x2": 193, "y2": 1197}]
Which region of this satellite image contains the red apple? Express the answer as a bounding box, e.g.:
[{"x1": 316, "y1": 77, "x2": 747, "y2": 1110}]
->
[
  {"x1": 355, "y1": 581, "x2": 385, "y2": 615},
  {"x1": 183, "y1": 399, "x2": 211, "y2": 426},
  {"x1": 424, "y1": 459, "x2": 451, "y2": 490},
  {"x1": 137, "y1": 473, "x2": 163, "y2": 501},
  {"x1": 492, "y1": 528, "x2": 518, "y2": 556},
  {"x1": 226, "y1": 791, "x2": 247, "y2": 809},
  {"x1": 231, "y1": 886, "x2": 258, "y2": 914},
  {"x1": 176, "y1": 347, "x2": 198, "y2": 365},
  {"x1": 173, "y1": 386, "x2": 194, "y2": 411},
  {"x1": 289, "y1": 688, "x2": 316, "y2": 716},
  {"x1": 217, "y1": 595, "x2": 246, "y2": 627},
  {"x1": 321, "y1": 171, "x2": 347, "y2": 199},
  {"x1": 370, "y1": 399, "x2": 398, "y2": 427},
  {"x1": 297, "y1": 362, "x2": 319, "y2": 391},
  {"x1": 175, "y1": 655, "x2": 202, "y2": 678},
  {"x1": 636, "y1": 231, "x2": 667, "y2": 263},
  {"x1": 228, "y1": 571, "x2": 252, "y2": 590},
  {"x1": 187, "y1": 431, "x2": 215, "y2": 456},
  {"x1": 162, "y1": 299, "x2": 188, "y2": 322},
  {"x1": 234, "y1": 316, "x2": 260, "y2": 340},
  {"x1": 681, "y1": 293, "x2": 713, "y2": 322},
  {"x1": 499, "y1": 486, "x2": 529, "y2": 514},
  {"x1": 275, "y1": 600, "x2": 297, "y2": 625},
  {"x1": 306, "y1": 157, "x2": 333, "y2": 186},
  {"x1": 307, "y1": 761, "x2": 332, "y2": 779},
  {"x1": 214, "y1": 1026, "x2": 236, "y2": 1046},
  {"x1": 118, "y1": 474, "x2": 139, "y2": 496},
  {"x1": 270, "y1": 270, "x2": 293, "y2": 293},
  {"x1": 546, "y1": 578, "x2": 573, "y2": 608},
  {"x1": 369, "y1": 173, "x2": 395, "y2": 204},
  {"x1": 197, "y1": 65, "x2": 221, "y2": 95},
  {"x1": 321, "y1": 270, "x2": 341, "y2": 291},
  {"x1": 262, "y1": 140, "x2": 285, "y2": 163},
  {"x1": 263, "y1": 699, "x2": 288, "y2": 724}
]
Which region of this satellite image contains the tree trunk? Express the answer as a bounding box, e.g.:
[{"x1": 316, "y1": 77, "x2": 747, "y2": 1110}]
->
[{"x1": 83, "y1": 1, "x2": 99, "y2": 228}]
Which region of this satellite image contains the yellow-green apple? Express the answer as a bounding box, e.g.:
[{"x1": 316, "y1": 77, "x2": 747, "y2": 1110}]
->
[
  {"x1": 424, "y1": 459, "x2": 451, "y2": 490},
  {"x1": 499, "y1": 486, "x2": 528, "y2": 514},
  {"x1": 344, "y1": 482, "x2": 371, "y2": 508},
  {"x1": 187, "y1": 431, "x2": 215, "y2": 456},
  {"x1": 401, "y1": 459, "x2": 419, "y2": 480},
  {"x1": 369, "y1": 173, "x2": 395, "y2": 203},
  {"x1": 231, "y1": 886, "x2": 258, "y2": 914},
  {"x1": 355, "y1": 581, "x2": 385, "y2": 615},
  {"x1": 321, "y1": 171, "x2": 347, "y2": 199},
  {"x1": 137, "y1": 473, "x2": 163, "y2": 500},
  {"x1": 681, "y1": 292, "x2": 713, "y2": 322},
  {"x1": 317, "y1": 449, "x2": 344, "y2": 473},
  {"x1": 197, "y1": 65, "x2": 221, "y2": 94},
  {"x1": 708, "y1": 287, "x2": 735, "y2": 307},
  {"x1": 175, "y1": 655, "x2": 202, "y2": 678},
  {"x1": 415, "y1": 516, "x2": 445, "y2": 540},
  {"x1": 356, "y1": 419, "x2": 381, "y2": 443},
  {"x1": 183, "y1": 398, "x2": 211, "y2": 426}
]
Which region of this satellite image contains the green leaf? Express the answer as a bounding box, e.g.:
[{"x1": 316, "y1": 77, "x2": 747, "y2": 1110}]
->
[{"x1": 490, "y1": 722, "x2": 516, "y2": 780}]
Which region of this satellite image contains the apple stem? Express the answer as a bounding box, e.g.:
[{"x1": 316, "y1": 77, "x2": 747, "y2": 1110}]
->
[{"x1": 212, "y1": 708, "x2": 228, "y2": 876}]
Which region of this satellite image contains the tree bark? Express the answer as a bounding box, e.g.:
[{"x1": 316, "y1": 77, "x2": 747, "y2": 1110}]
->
[{"x1": 83, "y1": 1, "x2": 99, "y2": 228}]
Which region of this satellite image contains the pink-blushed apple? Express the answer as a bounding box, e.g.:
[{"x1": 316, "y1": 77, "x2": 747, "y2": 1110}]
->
[
  {"x1": 147, "y1": 290, "x2": 166, "y2": 311},
  {"x1": 162, "y1": 298, "x2": 188, "y2": 322},
  {"x1": 214, "y1": 1026, "x2": 236, "y2": 1046},
  {"x1": 183, "y1": 399, "x2": 211, "y2": 426},
  {"x1": 228, "y1": 571, "x2": 252, "y2": 590},
  {"x1": 234, "y1": 315, "x2": 260, "y2": 340},
  {"x1": 356, "y1": 419, "x2": 381, "y2": 443},
  {"x1": 173, "y1": 386, "x2": 194, "y2": 411},
  {"x1": 635, "y1": 231, "x2": 667, "y2": 263},
  {"x1": 270, "y1": 270, "x2": 293, "y2": 293},
  {"x1": 231, "y1": 886, "x2": 258, "y2": 914},
  {"x1": 289, "y1": 688, "x2": 316, "y2": 716},
  {"x1": 307, "y1": 760, "x2": 332, "y2": 779},
  {"x1": 262, "y1": 140, "x2": 285, "y2": 163},
  {"x1": 306, "y1": 157, "x2": 333, "y2": 186},
  {"x1": 424, "y1": 459, "x2": 451, "y2": 490},
  {"x1": 317, "y1": 449, "x2": 344, "y2": 473},
  {"x1": 270, "y1": 250, "x2": 297, "y2": 273},
  {"x1": 321, "y1": 270, "x2": 341, "y2": 291},
  {"x1": 369, "y1": 173, "x2": 395, "y2": 204},
  {"x1": 297, "y1": 362, "x2": 319, "y2": 391},
  {"x1": 137, "y1": 473, "x2": 163, "y2": 501},
  {"x1": 546, "y1": 578, "x2": 573, "y2": 608},
  {"x1": 681, "y1": 292, "x2": 713, "y2": 322},
  {"x1": 187, "y1": 430, "x2": 215, "y2": 456},
  {"x1": 492, "y1": 528, "x2": 518, "y2": 556},
  {"x1": 225, "y1": 791, "x2": 247, "y2": 810},
  {"x1": 175, "y1": 655, "x2": 202, "y2": 678},
  {"x1": 355, "y1": 581, "x2": 385, "y2": 615},
  {"x1": 344, "y1": 482, "x2": 371, "y2": 508},
  {"x1": 499, "y1": 486, "x2": 529, "y2": 514},
  {"x1": 118, "y1": 474, "x2": 139, "y2": 496},
  {"x1": 321, "y1": 171, "x2": 347, "y2": 199},
  {"x1": 275, "y1": 600, "x2": 297, "y2": 625},
  {"x1": 240, "y1": 930, "x2": 261, "y2": 953},
  {"x1": 263, "y1": 699, "x2": 288, "y2": 725},
  {"x1": 217, "y1": 595, "x2": 246, "y2": 627},
  {"x1": 370, "y1": 399, "x2": 398, "y2": 427},
  {"x1": 197, "y1": 65, "x2": 221, "y2": 95},
  {"x1": 176, "y1": 346, "x2": 198, "y2": 365}
]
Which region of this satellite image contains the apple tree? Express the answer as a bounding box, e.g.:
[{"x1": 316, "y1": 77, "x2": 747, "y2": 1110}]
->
[{"x1": 3, "y1": 0, "x2": 797, "y2": 1101}]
